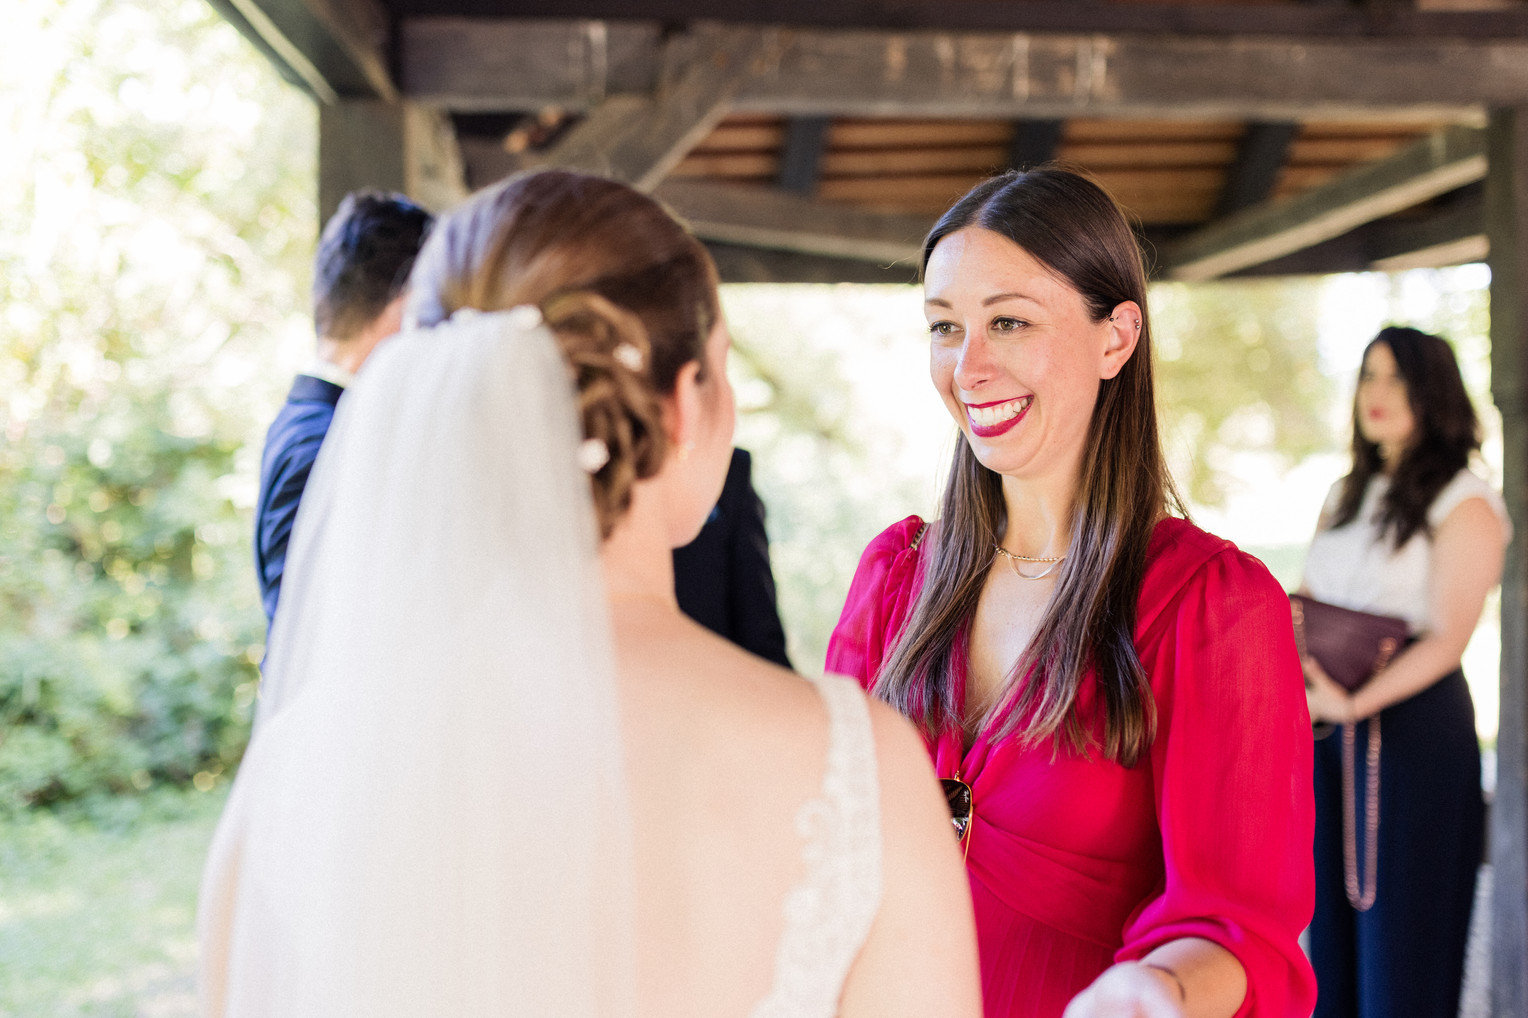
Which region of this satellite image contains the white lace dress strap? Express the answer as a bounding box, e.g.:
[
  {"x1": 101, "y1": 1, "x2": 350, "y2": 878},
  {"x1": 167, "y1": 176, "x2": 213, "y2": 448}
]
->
[{"x1": 751, "y1": 672, "x2": 883, "y2": 1018}]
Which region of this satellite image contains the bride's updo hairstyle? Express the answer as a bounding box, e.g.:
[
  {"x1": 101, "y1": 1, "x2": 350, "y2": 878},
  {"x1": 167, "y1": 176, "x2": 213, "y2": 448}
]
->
[{"x1": 407, "y1": 170, "x2": 721, "y2": 537}]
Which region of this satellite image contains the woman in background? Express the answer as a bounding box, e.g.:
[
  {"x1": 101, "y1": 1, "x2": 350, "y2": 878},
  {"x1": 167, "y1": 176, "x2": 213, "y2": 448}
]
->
[
  {"x1": 199, "y1": 170, "x2": 981, "y2": 1018},
  {"x1": 827, "y1": 167, "x2": 1316, "y2": 1018},
  {"x1": 1301, "y1": 326, "x2": 1510, "y2": 1018}
]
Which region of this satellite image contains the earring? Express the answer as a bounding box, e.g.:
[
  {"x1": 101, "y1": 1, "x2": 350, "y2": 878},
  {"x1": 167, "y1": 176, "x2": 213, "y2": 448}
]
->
[
  {"x1": 676, "y1": 441, "x2": 694, "y2": 463},
  {"x1": 1109, "y1": 314, "x2": 1141, "y2": 330}
]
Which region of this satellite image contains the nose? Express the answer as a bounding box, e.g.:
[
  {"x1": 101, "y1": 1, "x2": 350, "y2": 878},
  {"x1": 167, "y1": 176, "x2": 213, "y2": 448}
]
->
[{"x1": 953, "y1": 331, "x2": 998, "y2": 392}]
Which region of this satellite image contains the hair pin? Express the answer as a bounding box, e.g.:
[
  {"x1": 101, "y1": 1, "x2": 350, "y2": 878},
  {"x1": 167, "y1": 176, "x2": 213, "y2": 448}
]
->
[
  {"x1": 613, "y1": 343, "x2": 645, "y2": 372},
  {"x1": 576, "y1": 437, "x2": 610, "y2": 474},
  {"x1": 506, "y1": 304, "x2": 543, "y2": 331}
]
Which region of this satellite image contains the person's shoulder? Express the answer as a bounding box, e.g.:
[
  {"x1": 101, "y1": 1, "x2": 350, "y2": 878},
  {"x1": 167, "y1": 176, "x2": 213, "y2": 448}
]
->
[
  {"x1": 861, "y1": 515, "x2": 930, "y2": 562},
  {"x1": 1429, "y1": 466, "x2": 1511, "y2": 536},
  {"x1": 1139, "y1": 517, "x2": 1286, "y2": 632}
]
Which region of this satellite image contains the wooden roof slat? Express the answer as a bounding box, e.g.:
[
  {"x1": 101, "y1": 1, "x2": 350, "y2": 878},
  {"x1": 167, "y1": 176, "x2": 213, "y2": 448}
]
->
[
  {"x1": 691, "y1": 122, "x2": 786, "y2": 152},
  {"x1": 1287, "y1": 137, "x2": 1424, "y2": 164},
  {"x1": 1164, "y1": 123, "x2": 1488, "y2": 280},
  {"x1": 1059, "y1": 140, "x2": 1239, "y2": 168},
  {"x1": 669, "y1": 153, "x2": 780, "y2": 178},
  {"x1": 820, "y1": 147, "x2": 1010, "y2": 176}
]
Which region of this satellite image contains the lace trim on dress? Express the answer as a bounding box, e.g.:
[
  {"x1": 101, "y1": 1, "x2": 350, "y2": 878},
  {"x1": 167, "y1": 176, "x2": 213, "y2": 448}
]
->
[{"x1": 750, "y1": 673, "x2": 883, "y2": 1018}]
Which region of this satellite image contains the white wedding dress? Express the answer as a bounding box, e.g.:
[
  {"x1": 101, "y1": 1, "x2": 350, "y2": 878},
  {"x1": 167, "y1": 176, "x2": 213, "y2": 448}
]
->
[{"x1": 198, "y1": 309, "x2": 883, "y2": 1018}]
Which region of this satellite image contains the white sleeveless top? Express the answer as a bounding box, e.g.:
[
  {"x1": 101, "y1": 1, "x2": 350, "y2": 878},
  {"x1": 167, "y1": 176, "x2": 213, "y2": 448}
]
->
[
  {"x1": 751, "y1": 672, "x2": 884, "y2": 1018},
  {"x1": 1302, "y1": 467, "x2": 1512, "y2": 634}
]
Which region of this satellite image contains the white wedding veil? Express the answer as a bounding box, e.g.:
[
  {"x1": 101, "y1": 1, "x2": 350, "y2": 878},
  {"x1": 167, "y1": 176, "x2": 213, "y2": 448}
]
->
[{"x1": 200, "y1": 308, "x2": 634, "y2": 1017}]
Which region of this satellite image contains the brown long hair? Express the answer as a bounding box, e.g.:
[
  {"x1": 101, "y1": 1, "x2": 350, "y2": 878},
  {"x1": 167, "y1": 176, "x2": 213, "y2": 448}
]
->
[
  {"x1": 875, "y1": 167, "x2": 1181, "y2": 767},
  {"x1": 1330, "y1": 326, "x2": 1480, "y2": 547},
  {"x1": 406, "y1": 170, "x2": 721, "y2": 537}
]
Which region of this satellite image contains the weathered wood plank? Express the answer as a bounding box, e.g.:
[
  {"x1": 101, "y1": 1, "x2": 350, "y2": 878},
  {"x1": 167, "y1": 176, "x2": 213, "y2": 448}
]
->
[
  {"x1": 525, "y1": 25, "x2": 772, "y2": 192},
  {"x1": 653, "y1": 178, "x2": 928, "y2": 264},
  {"x1": 387, "y1": 0, "x2": 1528, "y2": 39},
  {"x1": 821, "y1": 146, "x2": 1010, "y2": 176},
  {"x1": 1163, "y1": 124, "x2": 1487, "y2": 280},
  {"x1": 402, "y1": 103, "x2": 469, "y2": 211},
  {"x1": 319, "y1": 99, "x2": 404, "y2": 222},
  {"x1": 401, "y1": 18, "x2": 662, "y2": 112},
  {"x1": 1487, "y1": 105, "x2": 1528, "y2": 1018},
  {"x1": 1061, "y1": 140, "x2": 1238, "y2": 168},
  {"x1": 401, "y1": 20, "x2": 1528, "y2": 118}
]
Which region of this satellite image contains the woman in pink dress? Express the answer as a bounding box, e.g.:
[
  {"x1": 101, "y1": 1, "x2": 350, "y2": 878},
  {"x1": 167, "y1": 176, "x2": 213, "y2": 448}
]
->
[{"x1": 827, "y1": 168, "x2": 1316, "y2": 1018}]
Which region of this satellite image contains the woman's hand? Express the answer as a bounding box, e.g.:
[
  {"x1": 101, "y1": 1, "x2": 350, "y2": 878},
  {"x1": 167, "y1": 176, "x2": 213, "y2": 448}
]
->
[
  {"x1": 1303, "y1": 655, "x2": 1356, "y2": 725},
  {"x1": 1062, "y1": 961, "x2": 1185, "y2": 1018}
]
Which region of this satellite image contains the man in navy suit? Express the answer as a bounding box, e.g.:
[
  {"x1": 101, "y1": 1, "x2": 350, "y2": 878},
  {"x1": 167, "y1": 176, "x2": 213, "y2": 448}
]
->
[
  {"x1": 673, "y1": 448, "x2": 791, "y2": 667},
  {"x1": 253, "y1": 191, "x2": 433, "y2": 624}
]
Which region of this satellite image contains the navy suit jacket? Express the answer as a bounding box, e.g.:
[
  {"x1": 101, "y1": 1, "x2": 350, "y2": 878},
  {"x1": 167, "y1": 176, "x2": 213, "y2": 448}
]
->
[
  {"x1": 673, "y1": 448, "x2": 792, "y2": 668},
  {"x1": 254, "y1": 374, "x2": 344, "y2": 624}
]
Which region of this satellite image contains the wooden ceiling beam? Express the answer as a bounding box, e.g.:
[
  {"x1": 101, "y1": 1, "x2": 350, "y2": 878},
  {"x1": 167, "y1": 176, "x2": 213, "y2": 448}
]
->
[
  {"x1": 401, "y1": 19, "x2": 1528, "y2": 120},
  {"x1": 778, "y1": 117, "x2": 832, "y2": 196},
  {"x1": 387, "y1": 1, "x2": 1528, "y2": 40},
  {"x1": 1008, "y1": 120, "x2": 1065, "y2": 172},
  {"x1": 1162, "y1": 124, "x2": 1487, "y2": 280},
  {"x1": 206, "y1": 0, "x2": 395, "y2": 102},
  {"x1": 652, "y1": 178, "x2": 929, "y2": 264},
  {"x1": 523, "y1": 25, "x2": 772, "y2": 192}
]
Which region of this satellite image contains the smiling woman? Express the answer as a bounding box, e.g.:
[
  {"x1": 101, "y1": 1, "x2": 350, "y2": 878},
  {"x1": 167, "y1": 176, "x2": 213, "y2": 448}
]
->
[{"x1": 827, "y1": 167, "x2": 1318, "y2": 1018}]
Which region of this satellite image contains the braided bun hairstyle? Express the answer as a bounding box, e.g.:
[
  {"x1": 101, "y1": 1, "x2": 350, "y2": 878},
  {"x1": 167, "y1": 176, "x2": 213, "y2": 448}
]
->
[{"x1": 406, "y1": 171, "x2": 721, "y2": 537}]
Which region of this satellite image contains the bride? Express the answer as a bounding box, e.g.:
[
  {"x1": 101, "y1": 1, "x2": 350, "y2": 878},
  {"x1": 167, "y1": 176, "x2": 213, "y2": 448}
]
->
[{"x1": 197, "y1": 170, "x2": 980, "y2": 1018}]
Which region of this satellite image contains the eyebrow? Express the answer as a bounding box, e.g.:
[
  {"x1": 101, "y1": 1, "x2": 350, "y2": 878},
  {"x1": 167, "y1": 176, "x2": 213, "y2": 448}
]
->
[{"x1": 924, "y1": 292, "x2": 1040, "y2": 308}]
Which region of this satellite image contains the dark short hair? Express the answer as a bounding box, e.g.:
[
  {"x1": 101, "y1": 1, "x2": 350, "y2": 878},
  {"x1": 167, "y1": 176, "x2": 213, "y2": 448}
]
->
[{"x1": 313, "y1": 191, "x2": 434, "y2": 340}]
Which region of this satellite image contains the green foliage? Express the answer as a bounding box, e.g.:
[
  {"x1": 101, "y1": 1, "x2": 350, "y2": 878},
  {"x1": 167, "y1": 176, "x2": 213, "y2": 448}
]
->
[
  {"x1": 1152, "y1": 277, "x2": 1336, "y2": 506},
  {"x1": 0, "y1": 0, "x2": 316, "y2": 811}
]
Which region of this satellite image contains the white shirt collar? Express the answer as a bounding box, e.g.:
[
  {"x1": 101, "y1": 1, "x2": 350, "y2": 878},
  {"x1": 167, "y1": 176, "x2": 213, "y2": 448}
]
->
[{"x1": 301, "y1": 359, "x2": 356, "y2": 389}]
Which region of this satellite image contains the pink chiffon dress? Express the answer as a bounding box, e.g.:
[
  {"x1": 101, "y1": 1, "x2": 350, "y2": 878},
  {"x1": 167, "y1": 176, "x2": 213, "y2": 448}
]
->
[{"x1": 826, "y1": 516, "x2": 1317, "y2": 1018}]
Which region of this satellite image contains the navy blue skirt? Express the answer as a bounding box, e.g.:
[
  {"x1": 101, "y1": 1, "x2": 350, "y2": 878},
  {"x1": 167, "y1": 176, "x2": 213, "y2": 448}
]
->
[{"x1": 1308, "y1": 669, "x2": 1484, "y2": 1018}]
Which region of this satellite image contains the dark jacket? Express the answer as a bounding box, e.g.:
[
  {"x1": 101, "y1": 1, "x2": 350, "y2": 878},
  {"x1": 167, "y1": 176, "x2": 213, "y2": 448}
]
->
[
  {"x1": 673, "y1": 448, "x2": 792, "y2": 668},
  {"x1": 253, "y1": 374, "x2": 343, "y2": 624}
]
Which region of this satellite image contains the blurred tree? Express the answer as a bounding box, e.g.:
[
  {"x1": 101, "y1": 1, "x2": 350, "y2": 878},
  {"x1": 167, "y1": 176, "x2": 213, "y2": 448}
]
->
[
  {"x1": 0, "y1": 0, "x2": 315, "y2": 811},
  {"x1": 1152, "y1": 277, "x2": 1336, "y2": 506}
]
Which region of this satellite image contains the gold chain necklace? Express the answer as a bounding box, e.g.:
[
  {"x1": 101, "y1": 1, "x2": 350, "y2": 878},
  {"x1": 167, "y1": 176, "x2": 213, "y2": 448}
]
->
[{"x1": 993, "y1": 545, "x2": 1065, "y2": 580}]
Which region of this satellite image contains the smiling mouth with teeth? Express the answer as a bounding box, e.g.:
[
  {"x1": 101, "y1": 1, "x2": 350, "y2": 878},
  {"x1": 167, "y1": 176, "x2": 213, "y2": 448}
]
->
[{"x1": 965, "y1": 395, "x2": 1034, "y2": 437}]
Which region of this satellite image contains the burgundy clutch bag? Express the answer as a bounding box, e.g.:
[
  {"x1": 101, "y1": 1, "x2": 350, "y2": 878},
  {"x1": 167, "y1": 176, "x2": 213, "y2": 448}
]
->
[{"x1": 1289, "y1": 593, "x2": 1409, "y2": 692}]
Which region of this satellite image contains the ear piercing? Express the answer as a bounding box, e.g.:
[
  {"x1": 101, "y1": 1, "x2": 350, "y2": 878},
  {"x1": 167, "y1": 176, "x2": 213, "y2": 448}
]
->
[{"x1": 1109, "y1": 314, "x2": 1141, "y2": 330}]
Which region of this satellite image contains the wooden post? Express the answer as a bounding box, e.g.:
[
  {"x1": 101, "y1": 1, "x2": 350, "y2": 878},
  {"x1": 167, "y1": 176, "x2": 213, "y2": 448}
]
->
[
  {"x1": 318, "y1": 100, "x2": 467, "y2": 224},
  {"x1": 318, "y1": 99, "x2": 405, "y2": 224},
  {"x1": 1486, "y1": 105, "x2": 1528, "y2": 1018}
]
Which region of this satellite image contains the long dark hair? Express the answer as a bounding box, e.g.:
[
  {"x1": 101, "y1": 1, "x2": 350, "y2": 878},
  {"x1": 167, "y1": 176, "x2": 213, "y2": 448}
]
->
[
  {"x1": 874, "y1": 167, "x2": 1181, "y2": 767},
  {"x1": 1330, "y1": 326, "x2": 1480, "y2": 547}
]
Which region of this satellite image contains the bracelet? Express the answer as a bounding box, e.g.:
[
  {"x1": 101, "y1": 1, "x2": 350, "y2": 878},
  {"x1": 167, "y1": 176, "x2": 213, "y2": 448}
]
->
[{"x1": 1141, "y1": 962, "x2": 1187, "y2": 1004}]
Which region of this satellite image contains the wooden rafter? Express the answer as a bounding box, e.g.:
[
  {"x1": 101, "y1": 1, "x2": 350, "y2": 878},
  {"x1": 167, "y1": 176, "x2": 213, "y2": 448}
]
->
[
  {"x1": 653, "y1": 178, "x2": 927, "y2": 265},
  {"x1": 1162, "y1": 124, "x2": 1487, "y2": 281},
  {"x1": 207, "y1": 0, "x2": 396, "y2": 102},
  {"x1": 1215, "y1": 121, "x2": 1299, "y2": 218},
  {"x1": 525, "y1": 25, "x2": 770, "y2": 192}
]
